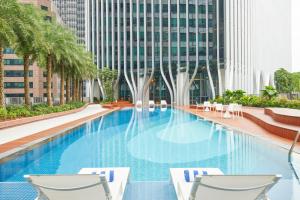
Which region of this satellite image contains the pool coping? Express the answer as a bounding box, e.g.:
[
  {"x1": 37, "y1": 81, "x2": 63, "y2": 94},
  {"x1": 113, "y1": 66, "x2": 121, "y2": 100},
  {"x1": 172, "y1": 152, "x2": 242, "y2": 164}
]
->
[
  {"x1": 178, "y1": 106, "x2": 300, "y2": 155},
  {"x1": 0, "y1": 107, "x2": 120, "y2": 163}
]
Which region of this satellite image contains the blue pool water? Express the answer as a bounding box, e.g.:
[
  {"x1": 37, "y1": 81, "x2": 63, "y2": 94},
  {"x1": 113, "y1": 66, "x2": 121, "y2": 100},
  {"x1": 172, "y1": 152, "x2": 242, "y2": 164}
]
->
[{"x1": 0, "y1": 108, "x2": 299, "y2": 199}]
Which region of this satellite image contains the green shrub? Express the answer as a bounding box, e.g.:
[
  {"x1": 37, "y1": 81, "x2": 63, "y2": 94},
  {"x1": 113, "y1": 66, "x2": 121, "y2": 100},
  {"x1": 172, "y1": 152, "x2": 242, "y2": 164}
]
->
[
  {"x1": 0, "y1": 101, "x2": 85, "y2": 121},
  {"x1": 213, "y1": 91, "x2": 300, "y2": 109},
  {"x1": 0, "y1": 108, "x2": 7, "y2": 119},
  {"x1": 6, "y1": 106, "x2": 31, "y2": 118}
]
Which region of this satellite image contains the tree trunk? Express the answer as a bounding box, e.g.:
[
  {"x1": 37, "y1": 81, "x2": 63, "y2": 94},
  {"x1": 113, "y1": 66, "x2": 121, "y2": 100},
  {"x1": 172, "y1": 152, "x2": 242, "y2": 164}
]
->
[
  {"x1": 76, "y1": 79, "x2": 80, "y2": 101},
  {"x1": 79, "y1": 80, "x2": 82, "y2": 102},
  {"x1": 0, "y1": 47, "x2": 5, "y2": 108},
  {"x1": 66, "y1": 74, "x2": 70, "y2": 103},
  {"x1": 72, "y1": 78, "x2": 76, "y2": 101},
  {"x1": 46, "y1": 55, "x2": 53, "y2": 106},
  {"x1": 60, "y1": 65, "x2": 65, "y2": 105},
  {"x1": 23, "y1": 54, "x2": 30, "y2": 106}
]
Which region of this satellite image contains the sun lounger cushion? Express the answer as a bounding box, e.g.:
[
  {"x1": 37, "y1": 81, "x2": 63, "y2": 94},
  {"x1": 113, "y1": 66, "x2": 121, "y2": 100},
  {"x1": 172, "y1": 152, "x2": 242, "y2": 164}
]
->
[
  {"x1": 91, "y1": 170, "x2": 114, "y2": 182},
  {"x1": 184, "y1": 169, "x2": 208, "y2": 182}
]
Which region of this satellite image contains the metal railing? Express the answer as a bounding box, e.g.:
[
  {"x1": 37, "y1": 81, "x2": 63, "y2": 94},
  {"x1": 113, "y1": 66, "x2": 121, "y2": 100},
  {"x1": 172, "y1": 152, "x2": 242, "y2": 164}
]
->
[
  {"x1": 5, "y1": 97, "x2": 48, "y2": 106},
  {"x1": 288, "y1": 130, "x2": 300, "y2": 181}
]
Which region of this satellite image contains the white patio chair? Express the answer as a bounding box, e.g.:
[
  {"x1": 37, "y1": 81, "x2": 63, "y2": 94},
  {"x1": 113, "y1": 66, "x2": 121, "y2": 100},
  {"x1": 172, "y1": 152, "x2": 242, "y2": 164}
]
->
[
  {"x1": 135, "y1": 100, "x2": 143, "y2": 112},
  {"x1": 227, "y1": 103, "x2": 236, "y2": 119},
  {"x1": 160, "y1": 100, "x2": 167, "y2": 112},
  {"x1": 195, "y1": 102, "x2": 202, "y2": 112},
  {"x1": 149, "y1": 100, "x2": 155, "y2": 112},
  {"x1": 215, "y1": 104, "x2": 224, "y2": 118},
  {"x1": 235, "y1": 104, "x2": 243, "y2": 117},
  {"x1": 170, "y1": 168, "x2": 281, "y2": 200},
  {"x1": 203, "y1": 101, "x2": 211, "y2": 112}
]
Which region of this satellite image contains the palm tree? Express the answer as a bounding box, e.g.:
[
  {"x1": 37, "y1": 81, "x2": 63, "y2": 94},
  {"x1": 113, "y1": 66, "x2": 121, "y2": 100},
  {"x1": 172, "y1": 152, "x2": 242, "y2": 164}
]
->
[
  {"x1": 13, "y1": 5, "x2": 43, "y2": 106},
  {"x1": 38, "y1": 21, "x2": 70, "y2": 106},
  {"x1": 0, "y1": 0, "x2": 21, "y2": 107}
]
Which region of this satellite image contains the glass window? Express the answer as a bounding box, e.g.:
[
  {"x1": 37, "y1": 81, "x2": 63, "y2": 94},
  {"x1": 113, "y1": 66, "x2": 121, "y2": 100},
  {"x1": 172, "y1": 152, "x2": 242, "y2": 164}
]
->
[
  {"x1": 171, "y1": 47, "x2": 177, "y2": 56},
  {"x1": 171, "y1": 32, "x2": 177, "y2": 41},
  {"x1": 154, "y1": 17, "x2": 159, "y2": 26},
  {"x1": 140, "y1": 4, "x2": 144, "y2": 12},
  {"x1": 180, "y1": 18, "x2": 186, "y2": 27},
  {"x1": 162, "y1": 4, "x2": 168, "y2": 13},
  {"x1": 199, "y1": 5, "x2": 205, "y2": 14},
  {"x1": 162, "y1": 18, "x2": 168, "y2": 27},
  {"x1": 171, "y1": 4, "x2": 177, "y2": 14},
  {"x1": 189, "y1": 32, "x2": 196, "y2": 42},
  {"x1": 154, "y1": 4, "x2": 159, "y2": 13},
  {"x1": 41, "y1": 5, "x2": 48, "y2": 11},
  {"x1": 4, "y1": 70, "x2": 33, "y2": 77},
  {"x1": 4, "y1": 59, "x2": 24, "y2": 65},
  {"x1": 189, "y1": 19, "x2": 196, "y2": 27},
  {"x1": 179, "y1": 4, "x2": 185, "y2": 13},
  {"x1": 3, "y1": 48, "x2": 14, "y2": 54},
  {"x1": 181, "y1": 47, "x2": 186, "y2": 56},
  {"x1": 180, "y1": 33, "x2": 186, "y2": 42},
  {"x1": 189, "y1": 4, "x2": 195, "y2": 13},
  {"x1": 5, "y1": 93, "x2": 33, "y2": 97},
  {"x1": 171, "y1": 18, "x2": 177, "y2": 27},
  {"x1": 147, "y1": 4, "x2": 151, "y2": 12},
  {"x1": 5, "y1": 82, "x2": 33, "y2": 89}
]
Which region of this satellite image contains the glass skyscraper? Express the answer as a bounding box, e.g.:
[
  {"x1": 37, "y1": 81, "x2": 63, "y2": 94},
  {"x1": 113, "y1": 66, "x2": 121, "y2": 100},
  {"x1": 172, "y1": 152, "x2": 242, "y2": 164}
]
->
[{"x1": 86, "y1": 0, "x2": 224, "y2": 105}]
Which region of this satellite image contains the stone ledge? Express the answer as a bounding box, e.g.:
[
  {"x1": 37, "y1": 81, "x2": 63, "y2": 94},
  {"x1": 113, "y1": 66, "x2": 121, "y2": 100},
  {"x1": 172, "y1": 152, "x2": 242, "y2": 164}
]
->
[{"x1": 0, "y1": 103, "x2": 89, "y2": 130}]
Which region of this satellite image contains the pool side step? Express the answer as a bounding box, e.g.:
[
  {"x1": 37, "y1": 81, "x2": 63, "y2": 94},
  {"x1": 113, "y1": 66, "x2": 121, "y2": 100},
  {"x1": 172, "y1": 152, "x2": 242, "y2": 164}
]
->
[{"x1": 123, "y1": 181, "x2": 177, "y2": 200}]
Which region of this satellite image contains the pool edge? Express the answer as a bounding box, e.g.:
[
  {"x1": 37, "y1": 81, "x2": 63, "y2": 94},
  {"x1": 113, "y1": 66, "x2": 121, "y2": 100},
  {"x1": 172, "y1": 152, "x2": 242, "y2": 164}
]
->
[{"x1": 0, "y1": 107, "x2": 120, "y2": 163}]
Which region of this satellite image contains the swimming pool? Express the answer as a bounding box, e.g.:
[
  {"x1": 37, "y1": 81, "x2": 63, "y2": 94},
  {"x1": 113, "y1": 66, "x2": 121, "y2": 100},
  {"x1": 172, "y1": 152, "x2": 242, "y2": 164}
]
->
[{"x1": 0, "y1": 108, "x2": 299, "y2": 199}]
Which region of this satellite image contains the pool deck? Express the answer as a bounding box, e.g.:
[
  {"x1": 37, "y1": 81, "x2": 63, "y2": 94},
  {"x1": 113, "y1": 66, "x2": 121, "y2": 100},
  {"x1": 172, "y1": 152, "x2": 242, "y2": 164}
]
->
[
  {"x1": 179, "y1": 106, "x2": 300, "y2": 154},
  {"x1": 0, "y1": 104, "x2": 118, "y2": 160}
]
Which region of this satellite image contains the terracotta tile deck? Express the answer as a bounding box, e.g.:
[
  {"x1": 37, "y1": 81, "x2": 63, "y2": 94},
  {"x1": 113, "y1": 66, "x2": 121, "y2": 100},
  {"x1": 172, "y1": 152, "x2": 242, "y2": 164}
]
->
[
  {"x1": 179, "y1": 106, "x2": 300, "y2": 154},
  {"x1": 0, "y1": 105, "x2": 119, "y2": 157}
]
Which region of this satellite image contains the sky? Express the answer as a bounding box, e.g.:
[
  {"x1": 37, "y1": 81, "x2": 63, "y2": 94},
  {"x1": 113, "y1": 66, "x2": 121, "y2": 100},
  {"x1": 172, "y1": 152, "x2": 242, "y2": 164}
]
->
[{"x1": 292, "y1": 0, "x2": 300, "y2": 72}]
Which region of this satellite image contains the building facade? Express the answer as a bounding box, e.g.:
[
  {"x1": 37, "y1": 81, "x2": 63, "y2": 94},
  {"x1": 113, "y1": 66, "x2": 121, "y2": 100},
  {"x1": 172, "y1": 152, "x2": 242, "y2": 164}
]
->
[
  {"x1": 3, "y1": 0, "x2": 61, "y2": 103},
  {"x1": 86, "y1": 0, "x2": 292, "y2": 105},
  {"x1": 53, "y1": 0, "x2": 86, "y2": 44}
]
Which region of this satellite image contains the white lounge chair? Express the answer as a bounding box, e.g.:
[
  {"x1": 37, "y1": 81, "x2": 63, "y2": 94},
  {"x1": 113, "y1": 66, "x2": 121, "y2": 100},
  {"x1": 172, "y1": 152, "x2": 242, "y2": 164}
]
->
[
  {"x1": 135, "y1": 100, "x2": 142, "y2": 112},
  {"x1": 196, "y1": 102, "x2": 202, "y2": 112},
  {"x1": 215, "y1": 104, "x2": 224, "y2": 118},
  {"x1": 25, "y1": 167, "x2": 130, "y2": 200},
  {"x1": 203, "y1": 101, "x2": 211, "y2": 112},
  {"x1": 160, "y1": 100, "x2": 167, "y2": 111},
  {"x1": 149, "y1": 100, "x2": 155, "y2": 112},
  {"x1": 170, "y1": 168, "x2": 281, "y2": 200}
]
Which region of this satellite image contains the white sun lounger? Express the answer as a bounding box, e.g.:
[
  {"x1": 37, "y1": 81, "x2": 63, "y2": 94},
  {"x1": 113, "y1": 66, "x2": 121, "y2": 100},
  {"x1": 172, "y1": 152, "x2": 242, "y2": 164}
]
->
[
  {"x1": 170, "y1": 168, "x2": 281, "y2": 200},
  {"x1": 160, "y1": 100, "x2": 167, "y2": 111},
  {"x1": 135, "y1": 100, "x2": 143, "y2": 112},
  {"x1": 24, "y1": 167, "x2": 130, "y2": 200},
  {"x1": 149, "y1": 100, "x2": 155, "y2": 112}
]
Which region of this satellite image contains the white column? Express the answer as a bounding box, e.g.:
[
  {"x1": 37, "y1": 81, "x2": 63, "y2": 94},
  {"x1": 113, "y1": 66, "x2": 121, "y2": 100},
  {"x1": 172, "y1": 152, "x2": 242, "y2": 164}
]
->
[
  {"x1": 216, "y1": 0, "x2": 222, "y2": 95},
  {"x1": 168, "y1": 0, "x2": 176, "y2": 104},
  {"x1": 177, "y1": 0, "x2": 181, "y2": 105},
  {"x1": 114, "y1": 0, "x2": 121, "y2": 97},
  {"x1": 183, "y1": 0, "x2": 190, "y2": 105},
  {"x1": 234, "y1": 0, "x2": 238, "y2": 90},
  {"x1": 96, "y1": 0, "x2": 100, "y2": 68},
  {"x1": 137, "y1": 0, "x2": 140, "y2": 100},
  {"x1": 112, "y1": 0, "x2": 115, "y2": 70},
  {"x1": 206, "y1": 0, "x2": 216, "y2": 99},
  {"x1": 225, "y1": 0, "x2": 230, "y2": 90},
  {"x1": 159, "y1": 0, "x2": 173, "y2": 104},
  {"x1": 106, "y1": 0, "x2": 109, "y2": 67},
  {"x1": 130, "y1": 0, "x2": 137, "y2": 102},
  {"x1": 230, "y1": 0, "x2": 234, "y2": 90},
  {"x1": 101, "y1": 0, "x2": 104, "y2": 69},
  {"x1": 124, "y1": 0, "x2": 135, "y2": 102},
  {"x1": 142, "y1": 0, "x2": 148, "y2": 103}
]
